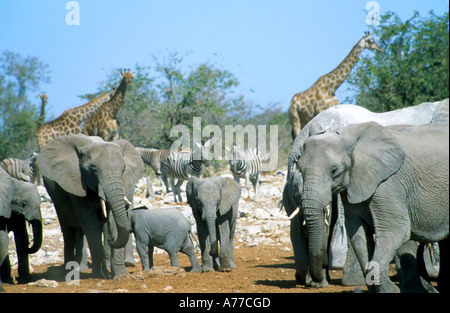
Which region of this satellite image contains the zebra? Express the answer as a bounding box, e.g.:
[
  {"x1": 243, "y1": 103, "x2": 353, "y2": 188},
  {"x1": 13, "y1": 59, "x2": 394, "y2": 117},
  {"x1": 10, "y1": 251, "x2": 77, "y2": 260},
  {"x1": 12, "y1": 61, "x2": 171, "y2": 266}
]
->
[
  {"x1": 135, "y1": 147, "x2": 171, "y2": 197},
  {"x1": 0, "y1": 152, "x2": 38, "y2": 183},
  {"x1": 227, "y1": 144, "x2": 262, "y2": 199},
  {"x1": 161, "y1": 140, "x2": 211, "y2": 202}
]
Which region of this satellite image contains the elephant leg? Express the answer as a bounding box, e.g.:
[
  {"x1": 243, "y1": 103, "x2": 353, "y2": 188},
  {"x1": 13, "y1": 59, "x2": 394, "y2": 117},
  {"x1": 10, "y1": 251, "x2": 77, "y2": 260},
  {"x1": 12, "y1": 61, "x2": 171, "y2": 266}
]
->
[
  {"x1": 217, "y1": 214, "x2": 233, "y2": 272},
  {"x1": 180, "y1": 236, "x2": 202, "y2": 273},
  {"x1": 198, "y1": 221, "x2": 214, "y2": 272},
  {"x1": 396, "y1": 240, "x2": 438, "y2": 293},
  {"x1": 341, "y1": 239, "x2": 365, "y2": 286},
  {"x1": 148, "y1": 245, "x2": 154, "y2": 269},
  {"x1": 290, "y1": 216, "x2": 310, "y2": 285},
  {"x1": 124, "y1": 234, "x2": 136, "y2": 267},
  {"x1": 135, "y1": 238, "x2": 150, "y2": 270},
  {"x1": 75, "y1": 231, "x2": 90, "y2": 272},
  {"x1": 0, "y1": 227, "x2": 13, "y2": 284},
  {"x1": 71, "y1": 196, "x2": 109, "y2": 279},
  {"x1": 344, "y1": 205, "x2": 375, "y2": 291},
  {"x1": 228, "y1": 206, "x2": 238, "y2": 269},
  {"x1": 11, "y1": 218, "x2": 31, "y2": 283},
  {"x1": 104, "y1": 213, "x2": 128, "y2": 278},
  {"x1": 167, "y1": 249, "x2": 180, "y2": 267}
]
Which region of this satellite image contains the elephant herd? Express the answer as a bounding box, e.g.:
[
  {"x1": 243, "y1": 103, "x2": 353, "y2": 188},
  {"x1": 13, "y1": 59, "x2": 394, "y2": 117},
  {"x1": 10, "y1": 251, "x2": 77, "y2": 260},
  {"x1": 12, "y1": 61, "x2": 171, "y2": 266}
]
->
[
  {"x1": 0, "y1": 133, "x2": 242, "y2": 284},
  {"x1": 282, "y1": 99, "x2": 449, "y2": 293},
  {"x1": 1, "y1": 99, "x2": 448, "y2": 293}
]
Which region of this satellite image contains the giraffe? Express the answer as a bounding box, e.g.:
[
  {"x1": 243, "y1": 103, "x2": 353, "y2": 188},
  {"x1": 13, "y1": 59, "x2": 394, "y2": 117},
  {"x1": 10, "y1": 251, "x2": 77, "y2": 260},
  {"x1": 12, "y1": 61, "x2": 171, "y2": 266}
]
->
[
  {"x1": 288, "y1": 32, "x2": 383, "y2": 139},
  {"x1": 37, "y1": 92, "x2": 48, "y2": 126},
  {"x1": 35, "y1": 90, "x2": 114, "y2": 150},
  {"x1": 82, "y1": 69, "x2": 134, "y2": 141}
]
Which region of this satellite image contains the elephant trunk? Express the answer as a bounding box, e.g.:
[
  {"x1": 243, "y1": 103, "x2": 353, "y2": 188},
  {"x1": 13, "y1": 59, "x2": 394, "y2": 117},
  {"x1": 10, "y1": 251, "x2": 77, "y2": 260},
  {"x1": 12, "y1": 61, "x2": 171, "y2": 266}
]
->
[
  {"x1": 301, "y1": 175, "x2": 331, "y2": 284},
  {"x1": 103, "y1": 178, "x2": 131, "y2": 249},
  {"x1": 206, "y1": 215, "x2": 218, "y2": 256},
  {"x1": 26, "y1": 219, "x2": 43, "y2": 254}
]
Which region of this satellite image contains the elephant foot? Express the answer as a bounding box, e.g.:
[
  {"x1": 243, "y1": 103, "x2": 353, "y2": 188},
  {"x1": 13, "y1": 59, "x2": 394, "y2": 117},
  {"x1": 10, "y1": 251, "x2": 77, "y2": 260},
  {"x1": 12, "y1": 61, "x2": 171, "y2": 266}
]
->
[
  {"x1": 190, "y1": 267, "x2": 202, "y2": 273},
  {"x1": 341, "y1": 267, "x2": 365, "y2": 286},
  {"x1": 125, "y1": 259, "x2": 136, "y2": 267},
  {"x1": 309, "y1": 278, "x2": 329, "y2": 288},
  {"x1": 202, "y1": 265, "x2": 215, "y2": 272}
]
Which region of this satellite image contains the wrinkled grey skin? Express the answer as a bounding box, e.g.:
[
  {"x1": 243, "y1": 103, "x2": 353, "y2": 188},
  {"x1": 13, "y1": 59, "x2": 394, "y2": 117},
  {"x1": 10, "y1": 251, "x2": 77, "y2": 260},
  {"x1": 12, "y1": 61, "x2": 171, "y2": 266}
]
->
[
  {"x1": 283, "y1": 99, "x2": 449, "y2": 286},
  {"x1": 298, "y1": 122, "x2": 448, "y2": 293},
  {"x1": 187, "y1": 176, "x2": 241, "y2": 272},
  {"x1": 0, "y1": 168, "x2": 42, "y2": 284},
  {"x1": 38, "y1": 135, "x2": 144, "y2": 279},
  {"x1": 130, "y1": 206, "x2": 201, "y2": 272}
]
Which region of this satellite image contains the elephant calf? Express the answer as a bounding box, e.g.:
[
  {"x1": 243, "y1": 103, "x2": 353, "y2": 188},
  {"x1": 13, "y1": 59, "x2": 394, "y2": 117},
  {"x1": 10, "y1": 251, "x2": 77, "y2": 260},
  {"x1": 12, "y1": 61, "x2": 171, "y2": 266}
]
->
[{"x1": 129, "y1": 206, "x2": 202, "y2": 272}]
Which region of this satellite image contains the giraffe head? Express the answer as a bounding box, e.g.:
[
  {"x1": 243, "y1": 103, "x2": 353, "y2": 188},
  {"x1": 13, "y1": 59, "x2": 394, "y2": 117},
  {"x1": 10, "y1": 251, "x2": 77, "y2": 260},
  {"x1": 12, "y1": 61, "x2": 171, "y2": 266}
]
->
[
  {"x1": 360, "y1": 32, "x2": 383, "y2": 52},
  {"x1": 119, "y1": 69, "x2": 135, "y2": 86},
  {"x1": 38, "y1": 92, "x2": 48, "y2": 102}
]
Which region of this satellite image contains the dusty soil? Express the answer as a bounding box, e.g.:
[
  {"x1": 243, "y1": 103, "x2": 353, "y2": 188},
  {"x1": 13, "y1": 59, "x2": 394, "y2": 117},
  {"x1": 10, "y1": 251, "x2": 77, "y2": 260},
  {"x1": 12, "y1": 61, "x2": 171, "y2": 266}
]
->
[{"x1": 3, "y1": 243, "x2": 377, "y2": 293}]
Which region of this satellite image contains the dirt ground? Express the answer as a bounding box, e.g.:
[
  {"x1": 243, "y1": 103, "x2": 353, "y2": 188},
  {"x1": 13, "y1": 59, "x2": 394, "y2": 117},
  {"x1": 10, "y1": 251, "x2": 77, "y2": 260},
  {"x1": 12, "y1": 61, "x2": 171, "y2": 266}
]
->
[{"x1": 2, "y1": 242, "x2": 391, "y2": 293}]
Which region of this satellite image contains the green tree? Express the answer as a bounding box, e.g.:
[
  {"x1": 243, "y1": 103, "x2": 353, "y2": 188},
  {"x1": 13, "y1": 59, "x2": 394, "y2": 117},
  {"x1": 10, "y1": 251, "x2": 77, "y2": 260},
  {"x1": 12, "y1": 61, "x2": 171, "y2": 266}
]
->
[
  {"x1": 82, "y1": 53, "x2": 247, "y2": 150},
  {"x1": 346, "y1": 11, "x2": 449, "y2": 112},
  {"x1": 0, "y1": 50, "x2": 51, "y2": 159}
]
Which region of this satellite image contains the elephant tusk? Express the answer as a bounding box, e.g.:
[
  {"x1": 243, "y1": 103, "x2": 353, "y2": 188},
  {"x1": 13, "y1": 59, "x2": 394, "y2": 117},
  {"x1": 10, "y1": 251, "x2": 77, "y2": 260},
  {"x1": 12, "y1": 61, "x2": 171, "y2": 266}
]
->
[
  {"x1": 123, "y1": 196, "x2": 132, "y2": 206},
  {"x1": 324, "y1": 218, "x2": 329, "y2": 226},
  {"x1": 101, "y1": 200, "x2": 107, "y2": 218},
  {"x1": 288, "y1": 207, "x2": 300, "y2": 220},
  {"x1": 326, "y1": 204, "x2": 331, "y2": 217},
  {"x1": 303, "y1": 219, "x2": 306, "y2": 226}
]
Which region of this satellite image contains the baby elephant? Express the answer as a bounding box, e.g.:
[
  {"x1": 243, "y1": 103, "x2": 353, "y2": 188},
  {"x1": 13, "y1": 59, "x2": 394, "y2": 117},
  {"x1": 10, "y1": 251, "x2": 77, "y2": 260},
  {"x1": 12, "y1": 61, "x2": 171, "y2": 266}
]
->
[{"x1": 129, "y1": 206, "x2": 202, "y2": 273}]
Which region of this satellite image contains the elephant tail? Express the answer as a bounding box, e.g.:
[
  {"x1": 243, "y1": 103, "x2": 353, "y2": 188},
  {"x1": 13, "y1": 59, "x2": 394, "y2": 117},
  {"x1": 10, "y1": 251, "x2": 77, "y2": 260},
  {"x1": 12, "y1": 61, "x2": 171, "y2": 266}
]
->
[{"x1": 189, "y1": 230, "x2": 200, "y2": 253}]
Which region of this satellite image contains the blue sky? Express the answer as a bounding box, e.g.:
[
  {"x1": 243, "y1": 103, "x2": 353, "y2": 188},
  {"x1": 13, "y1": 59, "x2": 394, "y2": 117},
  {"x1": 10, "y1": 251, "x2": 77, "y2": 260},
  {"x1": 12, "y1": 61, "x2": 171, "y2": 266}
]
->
[{"x1": 0, "y1": 0, "x2": 448, "y2": 119}]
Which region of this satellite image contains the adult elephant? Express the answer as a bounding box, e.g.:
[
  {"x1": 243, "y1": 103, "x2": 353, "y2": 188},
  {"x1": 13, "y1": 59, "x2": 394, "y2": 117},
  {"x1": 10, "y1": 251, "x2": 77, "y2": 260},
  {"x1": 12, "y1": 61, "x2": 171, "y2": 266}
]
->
[
  {"x1": 0, "y1": 168, "x2": 42, "y2": 284},
  {"x1": 186, "y1": 176, "x2": 240, "y2": 272},
  {"x1": 37, "y1": 135, "x2": 144, "y2": 279},
  {"x1": 283, "y1": 99, "x2": 449, "y2": 286},
  {"x1": 298, "y1": 122, "x2": 448, "y2": 292}
]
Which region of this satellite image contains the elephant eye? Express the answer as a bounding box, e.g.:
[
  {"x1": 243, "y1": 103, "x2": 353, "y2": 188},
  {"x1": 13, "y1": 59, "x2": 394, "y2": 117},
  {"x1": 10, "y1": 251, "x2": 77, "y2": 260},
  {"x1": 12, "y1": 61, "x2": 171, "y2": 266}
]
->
[
  {"x1": 330, "y1": 166, "x2": 342, "y2": 178},
  {"x1": 89, "y1": 164, "x2": 98, "y2": 174},
  {"x1": 21, "y1": 200, "x2": 28, "y2": 208}
]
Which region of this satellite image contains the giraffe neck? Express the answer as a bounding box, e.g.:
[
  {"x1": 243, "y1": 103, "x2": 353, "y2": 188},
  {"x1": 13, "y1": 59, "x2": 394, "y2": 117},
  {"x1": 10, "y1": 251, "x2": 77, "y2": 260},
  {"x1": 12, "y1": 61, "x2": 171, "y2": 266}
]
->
[
  {"x1": 106, "y1": 77, "x2": 129, "y2": 116},
  {"x1": 324, "y1": 41, "x2": 365, "y2": 92},
  {"x1": 61, "y1": 91, "x2": 112, "y2": 125}
]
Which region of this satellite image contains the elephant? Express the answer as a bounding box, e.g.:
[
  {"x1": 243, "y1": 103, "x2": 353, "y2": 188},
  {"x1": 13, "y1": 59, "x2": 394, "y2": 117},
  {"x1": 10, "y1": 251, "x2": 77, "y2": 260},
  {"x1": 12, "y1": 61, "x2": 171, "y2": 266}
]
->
[
  {"x1": 37, "y1": 134, "x2": 144, "y2": 279},
  {"x1": 297, "y1": 121, "x2": 448, "y2": 292},
  {"x1": 283, "y1": 99, "x2": 449, "y2": 286},
  {"x1": 0, "y1": 168, "x2": 42, "y2": 284},
  {"x1": 129, "y1": 206, "x2": 202, "y2": 272},
  {"x1": 186, "y1": 176, "x2": 241, "y2": 272}
]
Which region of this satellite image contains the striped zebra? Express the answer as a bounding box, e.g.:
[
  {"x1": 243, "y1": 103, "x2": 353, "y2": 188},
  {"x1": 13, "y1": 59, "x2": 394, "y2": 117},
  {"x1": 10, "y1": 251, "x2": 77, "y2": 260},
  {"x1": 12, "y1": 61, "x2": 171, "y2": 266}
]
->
[
  {"x1": 161, "y1": 140, "x2": 211, "y2": 202},
  {"x1": 135, "y1": 147, "x2": 171, "y2": 197},
  {"x1": 0, "y1": 152, "x2": 38, "y2": 183},
  {"x1": 228, "y1": 145, "x2": 262, "y2": 199}
]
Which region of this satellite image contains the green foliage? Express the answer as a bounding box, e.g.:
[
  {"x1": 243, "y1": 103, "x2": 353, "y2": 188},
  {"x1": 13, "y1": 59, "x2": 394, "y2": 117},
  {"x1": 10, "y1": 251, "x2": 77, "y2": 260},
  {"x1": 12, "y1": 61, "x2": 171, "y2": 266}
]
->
[
  {"x1": 346, "y1": 11, "x2": 449, "y2": 112},
  {"x1": 0, "y1": 51, "x2": 50, "y2": 160},
  {"x1": 82, "y1": 53, "x2": 248, "y2": 150}
]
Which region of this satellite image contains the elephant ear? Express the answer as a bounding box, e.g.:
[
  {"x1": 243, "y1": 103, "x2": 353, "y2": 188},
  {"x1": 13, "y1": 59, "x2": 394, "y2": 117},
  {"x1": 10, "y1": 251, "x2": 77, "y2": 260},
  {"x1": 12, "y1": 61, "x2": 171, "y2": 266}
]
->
[
  {"x1": 340, "y1": 122, "x2": 406, "y2": 204},
  {"x1": 113, "y1": 139, "x2": 144, "y2": 196},
  {"x1": 186, "y1": 176, "x2": 200, "y2": 215},
  {"x1": 0, "y1": 168, "x2": 14, "y2": 218},
  {"x1": 37, "y1": 135, "x2": 93, "y2": 197},
  {"x1": 218, "y1": 177, "x2": 241, "y2": 215}
]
